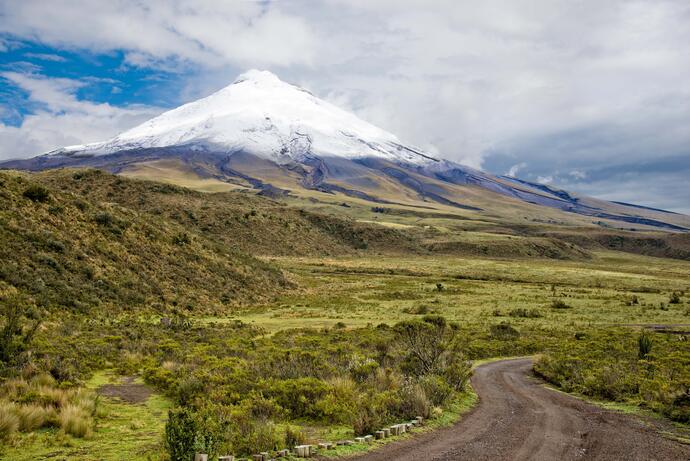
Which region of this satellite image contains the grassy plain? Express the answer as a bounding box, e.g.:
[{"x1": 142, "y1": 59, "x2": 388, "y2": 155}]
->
[{"x1": 233, "y1": 251, "x2": 690, "y2": 331}]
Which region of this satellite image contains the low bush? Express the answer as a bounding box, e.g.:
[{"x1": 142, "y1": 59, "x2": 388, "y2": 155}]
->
[
  {"x1": 490, "y1": 322, "x2": 519, "y2": 340},
  {"x1": 22, "y1": 185, "x2": 51, "y2": 203},
  {"x1": 508, "y1": 308, "x2": 542, "y2": 318},
  {"x1": 550, "y1": 299, "x2": 572, "y2": 309}
]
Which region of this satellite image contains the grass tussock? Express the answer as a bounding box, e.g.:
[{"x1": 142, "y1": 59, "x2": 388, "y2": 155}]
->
[
  {"x1": 0, "y1": 377, "x2": 96, "y2": 439},
  {"x1": 0, "y1": 402, "x2": 20, "y2": 440},
  {"x1": 58, "y1": 404, "x2": 93, "y2": 438}
]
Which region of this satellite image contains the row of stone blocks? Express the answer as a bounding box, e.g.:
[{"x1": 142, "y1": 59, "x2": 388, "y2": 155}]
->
[{"x1": 194, "y1": 417, "x2": 424, "y2": 460}]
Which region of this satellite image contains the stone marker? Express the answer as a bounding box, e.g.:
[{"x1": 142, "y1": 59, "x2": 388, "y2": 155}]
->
[
  {"x1": 364, "y1": 435, "x2": 374, "y2": 443},
  {"x1": 390, "y1": 425, "x2": 400, "y2": 436},
  {"x1": 405, "y1": 423, "x2": 413, "y2": 431},
  {"x1": 383, "y1": 428, "x2": 391, "y2": 437},
  {"x1": 276, "y1": 449, "x2": 289, "y2": 457},
  {"x1": 219, "y1": 457, "x2": 235, "y2": 461},
  {"x1": 415, "y1": 416, "x2": 424, "y2": 425},
  {"x1": 251, "y1": 455, "x2": 263, "y2": 461},
  {"x1": 295, "y1": 445, "x2": 311, "y2": 457},
  {"x1": 194, "y1": 454, "x2": 208, "y2": 461},
  {"x1": 355, "y1": 437, "x2": 366, "y2": 443},
  {"x1": 375, "y1": 430, "x2": 384, "y2": 439}
]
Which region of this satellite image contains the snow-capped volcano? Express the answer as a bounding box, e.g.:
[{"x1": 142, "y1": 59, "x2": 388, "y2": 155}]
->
[
  {"x1": 3, "y1": 70, "x2": 688, "y2": 232},
  {"x1": 54, "y1": 69, "x2": 436, "y2": 166}
]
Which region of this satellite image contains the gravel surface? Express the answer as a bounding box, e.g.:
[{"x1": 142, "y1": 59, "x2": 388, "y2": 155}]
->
[{"x1": 349, "y1": 358, "x2": 690, "y2": 461}]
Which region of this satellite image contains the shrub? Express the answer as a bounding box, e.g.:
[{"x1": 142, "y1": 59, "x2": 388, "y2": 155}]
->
[
  {"x1": 442, "y1": 356, "x2": 472, "y2": 392},
  {"x1": 669, "y1": 292, "x2": 681, "y2": 304},
  {"x1": 420, "y1": 375, "x2": 454, "y2": 407},
  {"x1": 23, "y1": 185, "x2": 51, "y2": 203},
  {"x1": 94, "y1": 212, "x2": 115, "y2": 226},
  {"x1": 490, "y1": 322, "x2": 519, "y2": 340},
  {"x1": 59, "y1": 404, "x2": 92, "y2": 438},
  {"x1": 397, "y1": 383, "x2": 431, "y2": 419},
  {"x1": 172, "y1": 233, "x2": 191, "y2": 246},
  {"x1": 508, "y1": 308, "x2": 542, "y2": 318},
  {"x1": 550, "y1": 299, "x2": 572, "y2": 309},
  {"x1": 284, "y1": 425, "x2": 306, "y2": 448},
  {"x1": 0, "y1": 402, "x2": 19, "y2": 439},
  {"x1": 638, "y1": 333, "x2": 652, "y2": 359},
  {"x1": 353, "y1": 404, "x2": 383, "y2": 436},
  {"x1": 314, "y1": 377, "x2": 357, "y2": 424},
  {"x1": 165, "y1": 407, "x2": 198, "y2": 461}
]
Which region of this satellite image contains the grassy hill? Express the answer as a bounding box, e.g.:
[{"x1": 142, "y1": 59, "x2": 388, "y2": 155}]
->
[{"x1": 0, "y1": 170, "x2": 292, "y2": 313}]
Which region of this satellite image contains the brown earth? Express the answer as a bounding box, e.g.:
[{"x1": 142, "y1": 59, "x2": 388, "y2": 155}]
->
[
  {"x1": 97, "y1": 377, "x2": 152, "y2": 404},
  {"x1": 349, "y1": 358, "x2": 690, "y2": 461}
]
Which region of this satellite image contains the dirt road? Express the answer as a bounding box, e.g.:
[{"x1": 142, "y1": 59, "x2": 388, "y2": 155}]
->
[{"x1": 349, "y1": 358, "x2": 690, "y2": 461}]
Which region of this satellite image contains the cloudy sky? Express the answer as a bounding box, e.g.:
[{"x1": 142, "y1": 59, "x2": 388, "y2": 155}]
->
[{"x1": 1, "y1": 0, "x2": 689, "y2": 212}]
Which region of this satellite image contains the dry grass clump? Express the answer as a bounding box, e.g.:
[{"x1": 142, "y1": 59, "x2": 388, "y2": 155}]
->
[
  {"x1": 0, "y1": 402, "x2": 20, "y2": 439},
  {"x1": 16, "y1": 404, "x2": 51, "y2": 432},
  {"x1": 58, "y1": 404, "x2": 93, "y2": 438},
  {"x1": 0, "y1": 376, "x2": 96, "y2": 439}
]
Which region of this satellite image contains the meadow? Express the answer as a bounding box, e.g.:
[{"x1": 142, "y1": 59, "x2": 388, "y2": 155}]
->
[{"x1": 2, "y1": 248, "x2": 689, "y2": 460}]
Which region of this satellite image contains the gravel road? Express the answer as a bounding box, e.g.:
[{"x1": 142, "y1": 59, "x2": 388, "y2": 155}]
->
[{"x1": 349, "y1": 358, "x2": 690, "y2": 461}]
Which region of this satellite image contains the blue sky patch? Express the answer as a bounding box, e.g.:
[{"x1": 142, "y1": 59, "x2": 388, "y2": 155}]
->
[{"x1": 0, "y1": 36, "x2": 186, "y2": 125}]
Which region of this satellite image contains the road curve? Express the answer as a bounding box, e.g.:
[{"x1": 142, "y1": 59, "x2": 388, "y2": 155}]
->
[{"x1": 349, "y1": 358, "x2": 690, "y2": 461}]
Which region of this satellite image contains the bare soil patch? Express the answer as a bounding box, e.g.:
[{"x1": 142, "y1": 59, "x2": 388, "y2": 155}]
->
[{"x1": 97, "y1": 376, "x2": 153, "y2": 404}]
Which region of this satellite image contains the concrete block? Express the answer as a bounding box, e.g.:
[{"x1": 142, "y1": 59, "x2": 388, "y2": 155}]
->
[
  {"x1": 194, "y1": 454, "x2": 208, "y2": 461},
  {"x1": 383, "y1": 428, "x2": 391, "y2": 437},
  {"x1": 219, "y1": 457, "x2": 235, "y2": 461},
  {"x1": 415, "y1": 416, "x2": 424, "y2": 425},
  {"x1": 355, "y1": 437, "x2": 366, "y2": 443},
  {"x1": 375, "y1": 430, "x2": 384, "y2": 439},
  {"x1": 276, "y1": 449, "x2": 289, "y2": 457}
]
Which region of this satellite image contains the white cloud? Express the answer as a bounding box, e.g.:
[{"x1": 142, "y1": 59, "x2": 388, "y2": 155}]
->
[
  {"x1": 0, "y1": 1, "x2": 316, "y2": 69},
  {"x1": 569, "y1": 170, "x2": 587, "y2": 180},
  {"x1": 506, "y1": 162, "x2": 526, "y2": 177},
  {"x1": 0, "y1": 72, "x2": 161, "y2": 160},
  {"x1": 537, "y1": 176, "x2": 553, "y2": 184},
  {"x1": 23, "y1": 52, "x2": 66, "y2": 62}
]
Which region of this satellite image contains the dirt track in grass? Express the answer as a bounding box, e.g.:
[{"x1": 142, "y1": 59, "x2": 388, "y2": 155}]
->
[{"x1": 349, "y1": 358, "x2": 690, "y2": 461}]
